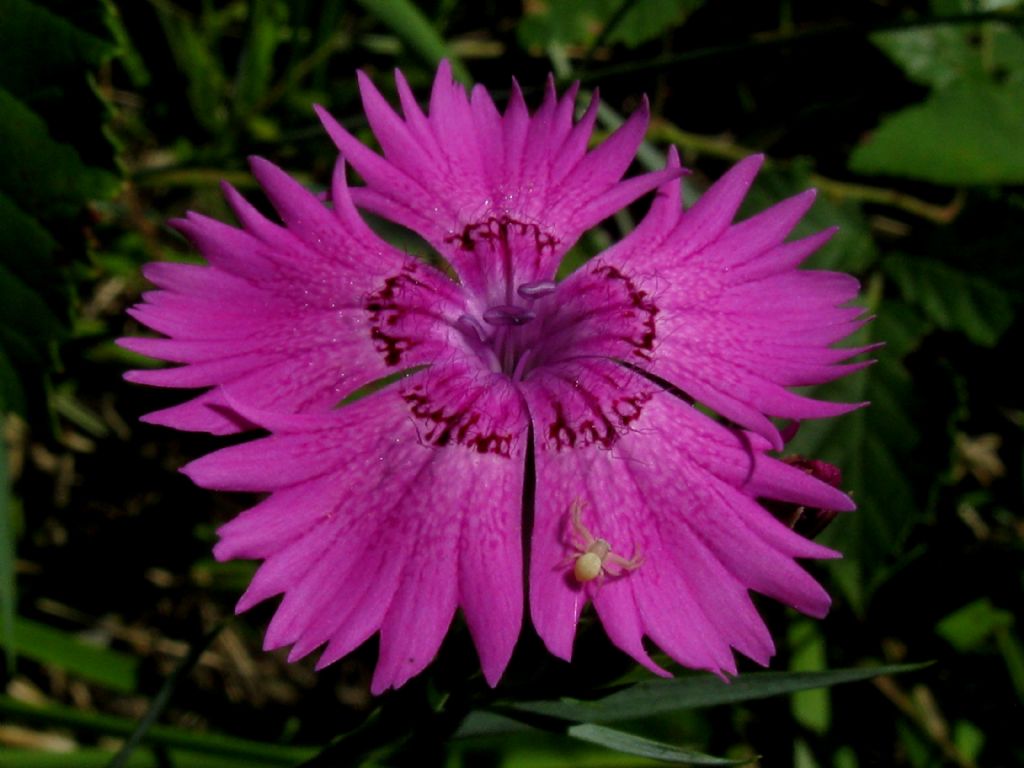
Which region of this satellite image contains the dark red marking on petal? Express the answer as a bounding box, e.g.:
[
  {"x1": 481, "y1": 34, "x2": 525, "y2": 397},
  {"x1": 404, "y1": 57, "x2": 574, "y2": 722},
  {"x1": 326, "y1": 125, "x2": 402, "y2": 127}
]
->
[
  {"x1": 611, "y1": 393, "x2": 650, "y2": 426},
  {"x1": 548, "y1": 402, "x2": 577, "y2": 450},
  {"x1": 593, "y1": 264, "x2": 660, "y2": 362},
  {"x1": 401, "y1": 383, "x2": 514, "y2": 456},
  {"x1": 365, "y1": 263, "x2": 423, "y2": 366},
  {"x1": 546, "y1": 391, "x2": 653, "y2": 452},
  {"x1": 444, "y1": 215, "x2": 559, "y2": 256}
]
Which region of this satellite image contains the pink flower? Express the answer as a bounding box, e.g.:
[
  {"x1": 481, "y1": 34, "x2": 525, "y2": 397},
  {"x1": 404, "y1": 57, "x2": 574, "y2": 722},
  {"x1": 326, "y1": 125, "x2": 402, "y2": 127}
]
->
[{"x1": 123, "y1": 62, "x2": 865, "y2": 694}]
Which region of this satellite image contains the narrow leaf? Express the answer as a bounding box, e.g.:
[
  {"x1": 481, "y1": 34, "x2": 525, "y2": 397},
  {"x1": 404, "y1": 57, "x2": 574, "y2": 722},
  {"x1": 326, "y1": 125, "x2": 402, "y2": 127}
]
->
[
  {"x1": 355, "y1": 0, "x2": 471, "y2": 83},
  {"x1": 11, "y1": 617, "x2": 139, "y2": 692},
  {"x1": 486, "y1": 663, "x2": 928, "y2": 726},
  {"x1": 150, "y1": 3, "x2": 228, "y2": 133},
  {"x1": 234, "y1": 0, "x2": 287, "y2": 116},
  {"x1": 110, "y1": 622, "x2": 223, "y2": 767},
  {"x1": 0, "y1": 695, "x2": 314, "y2": 765},
  {"x1": 567, "y1": 723, "x2": 746, "y2": 765}
]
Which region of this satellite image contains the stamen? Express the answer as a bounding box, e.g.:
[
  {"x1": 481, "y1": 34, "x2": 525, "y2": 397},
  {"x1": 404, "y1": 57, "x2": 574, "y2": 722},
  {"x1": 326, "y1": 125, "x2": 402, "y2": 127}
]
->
[
  {"x1": 511, "y1": 347, "x2": 535, "y2": 381},
  {"x1": 483, "y1": 305, "x2": 536, "y2": 326},
  {"x1": 454, "y1": 314, "x2": 487, "y2": 342},
  {"x1": 517, "y1": 280, "x2": 557, "y2": 299},
  {"x1": 454, "y1": 314, "x2": 502, "y2": 372}
]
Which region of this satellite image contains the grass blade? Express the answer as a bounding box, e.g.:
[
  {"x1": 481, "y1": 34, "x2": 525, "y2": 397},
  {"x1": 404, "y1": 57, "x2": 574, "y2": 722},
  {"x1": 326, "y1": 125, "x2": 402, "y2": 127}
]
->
[
  {"x1": 568, "y1": 723, "x2": 748, "y2": 765},
  {"x1": 456, "y1": 663, "x2": 931, "y2": 737},
  {"x1": 0, "y1": 695, "x2": 313, "y2": 765},
  {"x1": 355, "y1": 0, "x2": 471, "y2": 83},
  {"x1": 109, "y1": 622, "x2": 222, "y2": 768},
  {"x1": 12, "y1": 617, "x2": 138, "y2": 692}
]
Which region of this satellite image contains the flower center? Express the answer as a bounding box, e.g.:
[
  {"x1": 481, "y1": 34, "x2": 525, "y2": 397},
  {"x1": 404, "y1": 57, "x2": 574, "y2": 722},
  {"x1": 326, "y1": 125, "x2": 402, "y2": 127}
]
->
[
  {"x1": 454, "y1": 279, "x2": 557, "y2": 379},
  {"x1": 438, "y1": 213, "x2": 566, "y2": 379}
]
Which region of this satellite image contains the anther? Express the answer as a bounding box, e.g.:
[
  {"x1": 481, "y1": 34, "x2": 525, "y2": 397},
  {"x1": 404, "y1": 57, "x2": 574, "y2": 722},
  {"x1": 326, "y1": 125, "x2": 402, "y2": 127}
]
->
[
  {"x1": 483, "y1": 305, "x2": 536, "y2": 326},
  {"x1": 517, "y1": 280, "x2": 557, "y2": 300}
]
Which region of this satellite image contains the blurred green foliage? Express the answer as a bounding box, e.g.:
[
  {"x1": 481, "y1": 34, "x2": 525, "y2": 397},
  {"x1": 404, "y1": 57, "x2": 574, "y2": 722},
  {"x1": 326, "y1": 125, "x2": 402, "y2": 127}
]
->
[
  {"x1": 855, "y1": 17, "x2": 1024, "y2": 183},
  {"x1": 0, "y1": 0, "x2": 120, "y2": 415},
  {"x1": 518, "y1": 0, "x2": 701, "y2": 49},
  {"x1": 1, "y1": 0, "x2": 1023, "y2": 766}
]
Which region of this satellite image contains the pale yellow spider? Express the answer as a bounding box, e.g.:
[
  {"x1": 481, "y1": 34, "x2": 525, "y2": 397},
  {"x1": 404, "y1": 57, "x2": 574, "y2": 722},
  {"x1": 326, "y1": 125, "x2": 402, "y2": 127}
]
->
[{"x1": 565, "y1": 499, "x2": 643, "y2": 583}]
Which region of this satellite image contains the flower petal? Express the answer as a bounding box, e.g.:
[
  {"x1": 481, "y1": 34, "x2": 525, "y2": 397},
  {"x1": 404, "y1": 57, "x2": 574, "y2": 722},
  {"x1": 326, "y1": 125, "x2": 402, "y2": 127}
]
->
[
  {"x1": 567, "y1": 155, "x2": 868, "y2": 447},
  {"x1": 184, "y1": 365, "x2": 528, "y2": 691},
  {"x1": 123, "y1": 160, "x2": 464, "y2": 432},
  {"x1": 522, "y1": 359, "x2": 846, "y2": 675},
  {"x1": 317, "y1": 65, "x2": 681, "y2": 296}
]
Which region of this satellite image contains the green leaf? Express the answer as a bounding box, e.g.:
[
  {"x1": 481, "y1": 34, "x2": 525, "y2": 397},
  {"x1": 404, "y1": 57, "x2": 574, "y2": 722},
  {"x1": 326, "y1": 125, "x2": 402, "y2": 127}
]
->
[
  {"x1": 0, "y1": 0, "x2": 116, "y2": 101},
  {"x1": 882, "y1": 252, "x2": 1015, "y2": 347},
  {"x1": 0, "y1": 255, "x2": 64, "y2": 416},
  {"x1": 992, "y1": 22, "x2": 1024, "y2": 85},
  {"x1": 936, "y1": 598, "x2": 1015, "y2": 652},
  {"x1": 11, "y1": 617, "x2": 139, "y2": 692},
  {"x1": 996, "y1": 623, "x2": 1024, "y2": 701},
  {"x1": 355, "y1": 0, "x2": 471, "y2": 84},
  {"x1": 234, "y1": 0, "x2": 289, "y2": 117},
  {"x1": 850, "y1": 80, "x2": 1024, "y2": 185},
  {"x1": 455, "y1": 709, "x2": 533, "y2": 738},
  {"x1": 788, "y1": 620, "x2": 829, "y2": 735},
  {"x1": 871, "y1": 25, "x2": 987, "y2": 88},
  {"x1": 794, "y1": 739, "x2": 821, "y2": 768},
  {"x1": 833, "y1": 746, "x2": 858, "y2": 768},
  {"x1": 151, "y1": 2, "x2": 229, "y2": 133},
  {"x1": 872, "y1": 21, "x2": 1024, "y2": 89},
  {"x1": 953, "y1": 720, "x2": 986, "y2": 763},
  {"x1": 519, "y1": 0, "x2": 699, "y2": 50},
  {"x1": 519, "y1": 0, "x2": 598, "y2": 50},
  {"x1": 0, "y1": 344, "x2": 24, "y2": 415},
  {"x1": 567, "y1": 723, "x2": 746, "y2": 765},
  {"x1": 0, "y1": 191, "x2": 57, "y2": 276},
  {"x1": 602, "y1": 0, "x2": 699, "y2": 48},
  {"x1": 787, "y1": 299, "x2": 929, "y2": 611},
  {"x1": 0, "y1": 695, "x2": 315, "y2": 765},
  {"x1": 488, "y1": 663, "x2": 928, "y2": 726},
  {"x1": 0, "y1": 262, "x2": 64, "y2": 361},
  {"x1": 453, "y1": 727, "x2": 674, "y2": 767},
  {"x1": 0, "y1": 2, "x2": 121, "y2": 417},
  {"x1": 0, "y1": 87, "x2": 119, "y2": 218}
]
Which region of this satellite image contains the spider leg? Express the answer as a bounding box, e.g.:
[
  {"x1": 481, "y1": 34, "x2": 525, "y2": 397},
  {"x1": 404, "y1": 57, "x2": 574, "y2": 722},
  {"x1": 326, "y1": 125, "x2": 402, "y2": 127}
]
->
[
  {"x1": 569, "y1": 499, "x2": 595, "y2": 549},
  {"x1": 557, "y1": 552, "x2": 579, "y2": 568},
  {"x1": 605, "y1": 550, "x2": 643, "y2": 572}
]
